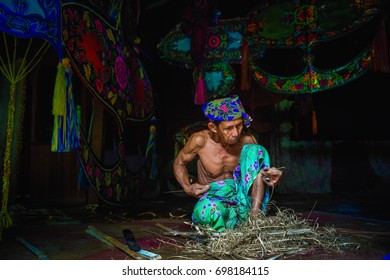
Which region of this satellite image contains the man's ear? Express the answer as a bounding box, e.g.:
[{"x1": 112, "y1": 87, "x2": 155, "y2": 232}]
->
[{"x1": 208, "y1": 122, "x2": 217, "y2": 133}]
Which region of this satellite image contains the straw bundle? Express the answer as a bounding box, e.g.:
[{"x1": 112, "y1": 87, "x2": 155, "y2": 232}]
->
[{"x1": 179, "y1": 203, "x2": 359, "y2": 260}]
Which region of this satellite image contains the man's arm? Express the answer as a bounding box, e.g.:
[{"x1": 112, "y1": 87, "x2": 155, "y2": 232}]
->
[
  {"x1": 243, "y1": 131, "x2": 282, "y2": 186},
  {"x1": 173, "y1": 132, "x2": 210, "y2": 198}
]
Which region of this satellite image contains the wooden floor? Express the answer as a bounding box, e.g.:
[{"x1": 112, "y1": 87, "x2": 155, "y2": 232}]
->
[{"x1": 1, "y1": 192, "x2": 390, "y2": 260}]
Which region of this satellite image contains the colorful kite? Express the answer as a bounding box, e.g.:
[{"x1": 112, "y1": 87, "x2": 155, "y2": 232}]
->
[
  {"x1": 157, "y1": 18, "x2": 247, "y2": 103},
  {"x1": 0, "y1": 0, "x2": 62, "y2": 59},
  {"x1": 244, "y1": 0, "x2": 381, "y2": 94},
  {"x1": 62, "y1": 1, "x2": 156, "y2": 205}
]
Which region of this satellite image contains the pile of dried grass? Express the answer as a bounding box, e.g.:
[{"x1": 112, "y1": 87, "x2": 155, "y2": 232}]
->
[{"x1": 179, "y1": 203, "x2": 359, "y2": 260}]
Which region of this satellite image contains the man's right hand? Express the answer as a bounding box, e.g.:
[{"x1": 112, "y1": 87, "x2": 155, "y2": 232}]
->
[
  {"x1": 261, "y1": 167, "x2": 283, "y2": 186},
  {"x1": 184, "y1": 183, "x2": 210, "y2": 198}
]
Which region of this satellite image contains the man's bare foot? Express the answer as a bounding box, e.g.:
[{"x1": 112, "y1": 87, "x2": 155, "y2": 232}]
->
[{"x1": 249, "y1": 208, "x2": 260, "y2": 217}]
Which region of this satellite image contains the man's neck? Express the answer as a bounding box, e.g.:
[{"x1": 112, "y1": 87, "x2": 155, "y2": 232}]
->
[{"x1": 209, "y1": 131, "x2": 234, "y2": 148}]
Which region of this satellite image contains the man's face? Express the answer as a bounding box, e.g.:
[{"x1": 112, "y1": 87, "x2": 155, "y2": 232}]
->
[{"x1": 216, "y1": 118, "x2": 244, "y2": 144}]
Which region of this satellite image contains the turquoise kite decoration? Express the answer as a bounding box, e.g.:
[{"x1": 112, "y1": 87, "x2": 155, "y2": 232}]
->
[
  {"x1": 158, "y1": 18, "x2": 244, "y2": 66},
  {"x1": 0, "y1": 0, "x2": 62, "y2": 59},
  {"x1": 157, "y1": 18, "x2": 248, "y2": 102}
]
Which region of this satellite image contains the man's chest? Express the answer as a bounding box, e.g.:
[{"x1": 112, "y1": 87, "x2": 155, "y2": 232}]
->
[{"x1": 199, "y1": 146, "x2": 241, "y2": 173}]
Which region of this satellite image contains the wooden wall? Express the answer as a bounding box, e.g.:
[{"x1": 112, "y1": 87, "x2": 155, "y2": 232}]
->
[{"x1": 29, "y1": 145, "x2": 85, "y2": 205}]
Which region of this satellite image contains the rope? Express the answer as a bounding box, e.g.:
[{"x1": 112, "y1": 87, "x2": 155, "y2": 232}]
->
[{"x1": 0, "y1": 32, "x2": 49, "y2": 239}]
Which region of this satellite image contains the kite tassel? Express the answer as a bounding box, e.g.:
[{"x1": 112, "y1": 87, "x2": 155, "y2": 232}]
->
[
  {"x1": 51, "y1": 60, "x2": 67, "y2": 152},
  {"x1": 51, "y1": 58, "x2": 79, "y2": 152},
  {"x1": 194, "y1": 76, "x2": 206, "y2": 105},
  {"x1": 240, "y1": 37, "x2": 251, "y2": 91},
  {"x1": 146, "y1": 124, "x2": 158, "y2": 179},
  {"x1": 312, "y1": 110, "x2": 318, "y2": 136}
]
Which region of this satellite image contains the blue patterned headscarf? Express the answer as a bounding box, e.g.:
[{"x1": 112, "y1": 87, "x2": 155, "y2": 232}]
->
[{"x1": 202, "y1": 95, "x2": 252, "y2": 127}]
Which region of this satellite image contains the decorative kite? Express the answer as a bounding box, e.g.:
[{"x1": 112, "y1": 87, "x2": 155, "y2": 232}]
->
[
  {"x1": 244, "y1": 0, "x2": 382, "y2": 94},
  {"x1": 157, "y1": 17, "x2": 247, "y2": 103},
  {"x1": 158, "y1": 0, "x2": 385, "y2": 101},
  {"x1": 0, "y1": 0, "x2": 62, "y2": 59},
  {"x1": 62, "y1": 0, "x2": 157, "y2": 206}
]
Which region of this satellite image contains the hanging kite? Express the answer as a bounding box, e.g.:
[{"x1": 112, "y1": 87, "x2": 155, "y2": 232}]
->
[
  {"x1": 157, "y1": 0, "x2": 254, "y2": 104},
  {"x1": 0, "y1": 0, "x2": 62, "y2": 59},
  {"x1": 243, "y1": 0, "x2": 383, "y2": 94},
  {"x1": 62, "y1": 0, "x2": 157, "y2": 206},
  {"x1": 158, "y1": 0, "x2": 386, "y2": 100}
]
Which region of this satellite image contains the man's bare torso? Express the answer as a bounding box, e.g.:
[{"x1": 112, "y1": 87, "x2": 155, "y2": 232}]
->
[{"x1": 195, "y1": 130, "x2": 256, "y2": 184}]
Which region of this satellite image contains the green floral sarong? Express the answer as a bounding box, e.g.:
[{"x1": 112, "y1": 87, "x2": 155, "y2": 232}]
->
[{"x1": 192, "y1": 144, "x2": 271, "y2": 232}]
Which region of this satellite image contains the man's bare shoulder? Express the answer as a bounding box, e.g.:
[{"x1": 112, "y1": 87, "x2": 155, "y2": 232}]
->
[
  {"x1": 188, "y1": 129, "x2": 210, "y2": 146},
  {"x1": 185, "y1": 130, "x2": 210, "y2": 150},
  {"x1": 240, "y1": 130, "x2": 258, "y2": 144}
]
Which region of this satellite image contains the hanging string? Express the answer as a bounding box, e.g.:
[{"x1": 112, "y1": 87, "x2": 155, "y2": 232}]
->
[
  {"x1": 0, "y1": 82, "x2": 16, "y2": 239},
  {"x1": 0, "y1": 33, "x2": 49, "y2": 239}
]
